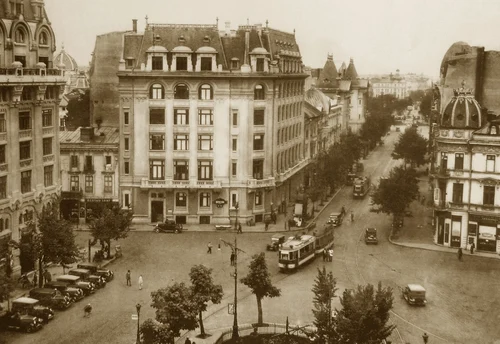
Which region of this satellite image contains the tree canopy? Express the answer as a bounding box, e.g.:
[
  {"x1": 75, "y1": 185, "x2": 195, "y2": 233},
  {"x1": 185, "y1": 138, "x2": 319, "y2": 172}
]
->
[
  {"x1": 189, "y1": 265, "x2": 223, "y2": 337},
  {"x1": 150, "y1": 282, "x2": 198, "y2": 340},
  {"x1": 89, "y1": 205, "x2": 132, "y2": 256},
  {"x1": 311, "y1": 267, "x2": 338, "y2": 343},
  {"x1": 419, "y1": 89, "x2": 433, "y2": 120},
  {"x1": 371, "y1": 166, "x2": 420, "y2": 220},
  {"x1": 0, "y1": 266, "x2": 14, "y2": 303},
  {"x1": 140, "y1": 318, "x2": 175, "y2": 344},
  {"x1": 240, "y1": 252, "x2": 281, "y2": 325},
  {"x1": 334, "y1": 282, "x2": 396, "y2": 343},
  {"x1": 391, "y1": 126, "x2": 428, "y2": 168},
  {"x1": 65, "y1": 89, "x2": 90, "y2": 130}
]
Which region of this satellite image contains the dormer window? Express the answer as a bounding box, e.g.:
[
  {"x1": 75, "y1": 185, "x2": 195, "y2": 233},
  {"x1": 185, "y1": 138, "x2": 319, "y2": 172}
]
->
[
  {"x1": 177, "y1": 57, "x2": 188, "y2": 71},
  {"x1": 256, "y1": 58, "x2": 264, "y2": 72},
  {"x1": 200, "y1": 57, "x2": 211, "y2": 71},
  {"x1": 152, "y1": 56, "x2": 163, "y2": 71},
  {"x1": 126, "y1": 58, "x2": 134, "y2": 68},
  {"x1": 231, "y1": 58, "x2": 239, "y2": 70}
]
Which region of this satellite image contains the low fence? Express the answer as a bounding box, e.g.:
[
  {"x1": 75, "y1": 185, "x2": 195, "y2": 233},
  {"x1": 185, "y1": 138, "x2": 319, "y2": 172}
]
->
[{"x1": 213, "y1": 323, "x2": 316, "y2": 344}]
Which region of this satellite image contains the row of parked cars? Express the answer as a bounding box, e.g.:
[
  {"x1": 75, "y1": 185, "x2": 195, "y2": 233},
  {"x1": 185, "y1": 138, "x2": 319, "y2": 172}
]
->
[{"x1": 0, "y1": 262, "x2": 114, "y2": 333}]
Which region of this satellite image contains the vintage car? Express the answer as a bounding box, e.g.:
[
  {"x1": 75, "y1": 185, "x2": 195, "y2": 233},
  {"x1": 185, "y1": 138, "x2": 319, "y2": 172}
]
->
[
  {"x1": 326, "y1": 212, "x2": 344, "y2": 227},
  {"x1": 77, "y1": 262, "x2": 114, "y2": 282},
  {"x1": 11, "y1": 297, "x2": 54, "y2": 323},
  {"x1": 56, "y1": 275, "x2": 95, "y2": 296},
  {"x1": 154, "y1": 219, "x2": 183, "y2": 233},
  {"x1": 346, "y1": 173, "x2": 358, "y2": 186},
  {"x1": 266, "y1": 234, "x2": 285, "y2": 251},
  {"x1": 29, "y1": 288, "x2": 72, "y2": 310},
  {"x1": 402, "y1": 284, "x2": 427, "y2": 306},
  {"x1": 44, "y1": 281, "x2": 85, "y2": 302},
  {"x1": 68, "y1": 268, "x2": 106, "y2": 289},
  {"x1": 364, "y1": 227, "x2": 378, "y2": 244},
  {"x1": 0, "y1": 310, "x2": 44, "y2": 333}
]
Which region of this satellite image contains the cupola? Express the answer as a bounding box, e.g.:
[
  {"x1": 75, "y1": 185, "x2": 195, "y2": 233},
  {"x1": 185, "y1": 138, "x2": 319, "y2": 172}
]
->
[{"x1": 441, "y1": 81, "x2": 482, "y2": 129}]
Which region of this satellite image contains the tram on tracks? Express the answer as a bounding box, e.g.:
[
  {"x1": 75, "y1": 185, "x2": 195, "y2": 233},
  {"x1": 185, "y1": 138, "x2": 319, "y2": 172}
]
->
[{"x1": 278, "y1": 225, "x2": 334, "y2": 272}]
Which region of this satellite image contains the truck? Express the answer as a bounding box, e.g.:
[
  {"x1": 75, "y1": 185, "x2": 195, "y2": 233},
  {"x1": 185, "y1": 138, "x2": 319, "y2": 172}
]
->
[{"x1": 353, "y1": 176, "x2": 371, "y2": 198}]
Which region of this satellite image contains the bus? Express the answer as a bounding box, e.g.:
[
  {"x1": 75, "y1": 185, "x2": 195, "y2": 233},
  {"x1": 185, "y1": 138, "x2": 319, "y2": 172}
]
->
[{"x1": 278, "y1": 234, "x2": 316, "y2": 272}]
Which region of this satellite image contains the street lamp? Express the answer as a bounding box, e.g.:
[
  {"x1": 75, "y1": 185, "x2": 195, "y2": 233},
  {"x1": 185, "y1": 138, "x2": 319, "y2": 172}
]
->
[
  {"x1": 234, "y1": 202, "x2": 239, "y2": 231},
  {"x1": 136, "y1": 303, "x2": 141, "y2": 344},
  {"x1": 422, "y1": 332, "x2": 429, "y2": 344}
]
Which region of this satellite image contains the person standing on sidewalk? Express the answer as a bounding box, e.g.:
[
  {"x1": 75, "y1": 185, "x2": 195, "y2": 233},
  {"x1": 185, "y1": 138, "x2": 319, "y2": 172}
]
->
[
  {"x1": 457, "y1": 248, "x2": 463, "y2": 261},
  {"x1": 138, "y1": 275, "x2": 144, "y2": 290},
  {"x1": 230, "y1": 251, "x2": 235, "y2": 266},
  {"x1": 237, "y1": 223, "x2": 242, "y2": 234},
  {"x1": 350, "y1": 211, "x2": 354, "y2": 222},
  {"x1": 126, "y1": 270, "x2": 131, "y2": 286},
  {"x1": 207, "y1": 242, "x2": 213, "y2": 254},
  {"x1": 470, "y1": 242, "x2": 475, "y2": 254}
]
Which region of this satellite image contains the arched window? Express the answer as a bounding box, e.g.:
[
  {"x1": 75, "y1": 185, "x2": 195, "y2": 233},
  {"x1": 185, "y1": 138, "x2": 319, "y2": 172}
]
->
[
  {"x1": 174, "y1": 84, "x2": 189, "y2": 99},
  {"x1": 149, "y1": 83, "x2": 164, "y2": 99},
  {"x1": 254, "y1": 84, "x2": 265, "y2": 100},
  {"x1": 15, "y1": 27, "x2": 26, "y2": 43},
  {"x1": 198, "y1": 84, "x2": 213, "y2": 100},
  {"x1": 39, "y1": 32, "x2": 48, "y2": 45}
]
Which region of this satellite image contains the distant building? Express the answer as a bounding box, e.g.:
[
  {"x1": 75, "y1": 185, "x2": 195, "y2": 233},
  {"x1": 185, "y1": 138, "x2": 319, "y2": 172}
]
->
[
  {"x1": 53, "y1": 45, "x2": 89, "y2": 94},
  {"x1": 430, "y1": 41, "x2": 500, "y2": 253},
  {"x1": 369, "y1": 70, "x2": 430, "y2": 99},
  {"x1": 114, "y1": 20, "x2": 307, "y2": 225},
  {"x1": 59, "y1": 127, "x2": 120, "y2": 224},
  {"x1": 0, "y1": 0, "x2": 66, "y2": 271}
]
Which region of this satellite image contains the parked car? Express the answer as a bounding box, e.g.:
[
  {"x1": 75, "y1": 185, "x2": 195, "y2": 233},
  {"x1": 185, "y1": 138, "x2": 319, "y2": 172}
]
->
[
  {"x1": 77, "y1": 262, "x2": 114, "y2": 282},
  {"x1": 364, "y1": 227, "x2": 378, "y2": 244},
  {"x1": 29, "y1": 288, "x2": 72, "y2": 310},
  {"x1": 402, "y1": 284, "x2": 427, "y2": 306},
  {"x1": 68, "y1": 268, "x2": 106, "y2": 288},
  {"x1": 56, "y1": 275, "x2": 95, "y2": 296},
  {"x1": 44, "y1": 281, "x2": 85, "y2": 302},
  {"x1": 154, "y1": 219, "x2": 183, "y2": 233},
  {"x1": 0, "y1": 310, "x2": 44, "y2": 333},
  {"x1": 11, "y1": 297, "x2": 54, "y2": 323},
  {"x1": 266, "y1": 234, "x2": 285, "y2": 251},
  {"x1": 327, "y1": 212, "x2": 344, "y2": 227}
]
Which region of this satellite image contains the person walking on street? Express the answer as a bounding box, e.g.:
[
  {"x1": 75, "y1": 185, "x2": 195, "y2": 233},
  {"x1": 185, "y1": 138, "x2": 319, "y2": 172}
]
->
[
  {"x1": 237, "y1": 223, "x2": 243, "y2": 234},
  {"x1": 230, "y1": 251, "x2": 235, "y2": 266},
  {"x1": 43, "y1": 269, "x2": 51, "y2": 284},
  {"x1": 322, "y1": 249, "x2": 327, "y2": 262},
  {"x1": 350, "y1": 211, "x2": 354, "y2": 222},
  {"x1": 328, "y1": 249, "x2": 334, "y2": 262},
  {"x1": 470, "y1": 242, "x2": 475, "y2": 254},
  {"x1": 458, "y1": 248, "x2": 463, "y2": 261},
  {"x1": 138, "y1": 275, "x2": 143, "y2": 290},
  {"x1": 84, "y1": 303, "x2": 92, "y2": 317},
  {"x1": 185, "y1": 338, "x2": 192, "y2": 344},
  {"x1": 207, "y1": 242, "x2": 213, "y2": 254},
  {"x1": 126, "y1": 270, "x2": 131, "y2": 286}
]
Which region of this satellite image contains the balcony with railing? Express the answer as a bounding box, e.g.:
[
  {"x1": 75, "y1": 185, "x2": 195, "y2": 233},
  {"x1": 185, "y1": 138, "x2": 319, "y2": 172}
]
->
[
  {"x1": 275, "y1": 158, "x2": 309, "y2": 183},
  {"x1": 83, "y1": 164, "x2": 95, "y2": 174},
  {"x1": 140, "y1": 178, "x2": 222, "y2": 189},
  {"x1": 247, "y1": 177, "x2": 275, "y2": 188},
  {"x1": 19, "y1": 129, "x2": 32, "y2": 139}
]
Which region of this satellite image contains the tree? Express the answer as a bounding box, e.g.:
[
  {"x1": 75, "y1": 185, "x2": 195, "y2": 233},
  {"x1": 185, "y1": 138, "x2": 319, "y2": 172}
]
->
[
  {"x1": 240, "y1": 252, "x2": 281, "y2": 325},
  {"x1": 392, "y1": 126, "x2": 428, "y2": 168},
  {"x1": 0, "y1": 266, "x2": 14, "y2": 304},
  {"x1": 334, "y1": 282, "x2": 396, "y2": 343},
  {"x1": 140, "y1": 318, "x2": 175, "y2": 344},
  {"x1": 89, "y1": 205, "x2": 132, "y2": 257},
  {"x1": 189, "y1": 265, "x2": 223, "y2": 337},
  {"x1": 66, "y1": 89, "x2": 90, "y2": 130},
  {"x1": 370, "y1": 166, "x2": 419, "y2": 224},
  {"x1": 419, "y1": 89, "x2": 433, "y2": 120},
  {"x1": 150, "y1": 282, "x2": 198, "y2": 342},
  {"x1": 311, "y1": 267, "x2": 337, "y2": 343}
]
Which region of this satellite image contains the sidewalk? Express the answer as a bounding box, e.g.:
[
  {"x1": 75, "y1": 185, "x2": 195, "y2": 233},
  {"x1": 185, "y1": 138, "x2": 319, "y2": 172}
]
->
[{"x1": 389, "y1": 173, "x2": 500, "y2": 261}]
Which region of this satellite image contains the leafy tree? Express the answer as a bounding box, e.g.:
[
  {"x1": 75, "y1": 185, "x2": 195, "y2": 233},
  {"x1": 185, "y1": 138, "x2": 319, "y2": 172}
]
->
[
  {"x1": 408, "y1": 90, "x2": 425, "y2": 103},
  {"x1": 419, "y1": 89, "x2": 433, "y2": 120},
  {"x1": 0, "y1": 266, "x2": 14, "y2": 304},
  {"x1": 66, "y1": 89, "x2": 90, "y2": 130},
  {"x1": 311, "y1": 267, "x2": 338, "y2": 343},
  {"x1": 140, "y1": 318, "x2": 174, "y2": 344},
  {"x1": 240, "y1": 252, "x2": 281, "y2": 325},
  {"x1": 189, "y1": 265, "x2": 223, "y2": 337},
  {"x1": 334, "y1": 282, "x2": 396, "y2": 343},
  {"x1": 150, "y1": 282, "x2": 198, "y2": 341},
  {"x1": 89, "y1": 205, "x2": 132, "y2": 257},
  {"x1": 392, "y1": 126, "x2": 428, "y2": 168},
  {"x1": 371, "y1": 166, "x2": 419, "y2": 224}
]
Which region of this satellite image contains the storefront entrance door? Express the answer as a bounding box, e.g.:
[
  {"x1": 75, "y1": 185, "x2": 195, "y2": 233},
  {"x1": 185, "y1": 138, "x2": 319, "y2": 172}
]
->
[
  {"x1": 437, "y1": 216, "x2": 445, "y2": 245},
  {"x1": 151, "y1": 201, "x2": 164, "y2": 223}
]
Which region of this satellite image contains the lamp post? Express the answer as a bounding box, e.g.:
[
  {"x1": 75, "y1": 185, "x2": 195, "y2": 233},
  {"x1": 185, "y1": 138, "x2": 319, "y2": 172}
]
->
[
  {"x1": 136, "y1": 303, "x2": 141, "y2": 344},
  {"x1": 234, "y1": 202, "x2": 239, "y2": 231}
]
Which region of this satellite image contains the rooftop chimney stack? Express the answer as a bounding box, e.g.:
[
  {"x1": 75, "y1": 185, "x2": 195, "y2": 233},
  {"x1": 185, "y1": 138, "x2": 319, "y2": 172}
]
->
[{"x1": 132, "y1": 19, "x2": 138, "y2": 33}]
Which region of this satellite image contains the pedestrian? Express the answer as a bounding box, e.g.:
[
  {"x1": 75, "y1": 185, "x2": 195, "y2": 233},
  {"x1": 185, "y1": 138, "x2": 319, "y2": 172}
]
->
[
  {"x1": 322, "y1": 249, "x2": 327, "y2": 262},
  {"x1": 350, "y1": 211, "x2": 354, "y2": 222},
  {"x1": 237, "y1": 223, "x2": 243, "y2": 234},
  {"x1": 185, "y1": 338, "x2": 192, "y2": 344},
  {"x1": 138, "y1": 275, "x2": 143, "y2": 290},
  {"x1": 230, "y1": 251, "x2": 235, "y2": 266},
  {"x1": 43, "y1": 269, "x2": 51, "y2": 284},
  {"x1": 470, "y1": 242, "x2": 475, "y2": 254},
  {"x1": 84, "y1": 303, "x2": 92, "y2": 317},
  {"x1": 32, "y1": 271, "x2": 38, "y2": 286},
  {"x1": 271, "y1": 212, "x2": 277, "y2": 224},
  {"x1": 265, "y1": 222, "x2": 269, "y2": 231},
  {"x1": 126, "y1": 270, "x2": 131, "y2": 286},
  {"x1": 207, "y1": 242, "x2": 213, "y2": 254},
  {"x1": 328, "y1": 249, "x2": 334, "y2": 262},
  {"x1": 457, "y1": 247, "x2": 463, "y2": 261}
]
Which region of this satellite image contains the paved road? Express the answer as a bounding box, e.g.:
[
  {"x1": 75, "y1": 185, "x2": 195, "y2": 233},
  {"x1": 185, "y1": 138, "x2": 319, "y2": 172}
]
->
[{"x1": 5, "y1": 126, "x2": 500, "y2": 344}]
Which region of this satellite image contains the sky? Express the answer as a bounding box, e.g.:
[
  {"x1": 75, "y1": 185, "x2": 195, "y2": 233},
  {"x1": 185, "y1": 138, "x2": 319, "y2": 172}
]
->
[{"x1": 45, "y1": 0, "x2": 500, "y2": 78}]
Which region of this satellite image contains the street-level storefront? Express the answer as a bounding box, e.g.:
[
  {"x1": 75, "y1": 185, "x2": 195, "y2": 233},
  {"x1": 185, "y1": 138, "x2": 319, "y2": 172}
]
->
[
  {"x1": 434, "y1": 210, "x2": 462, "y2": 248},
  {"x1": 85, "y1": 199, "x2": 119, "y2": 223},
  {"x1": 468, "y1": 214, "x2": 500, "y2": 253}
]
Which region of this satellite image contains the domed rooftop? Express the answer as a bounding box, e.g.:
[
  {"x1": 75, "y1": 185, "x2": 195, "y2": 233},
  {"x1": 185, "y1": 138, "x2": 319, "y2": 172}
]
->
[
  {"x1": 172, "y1": 46, "x2": 193, "y2": 53},
  {"x1": 250, "y1": 47, "x2": 269, "y2": 55},
  {"x1": 146, "y1": 45, "x2": 168, "y2": 53},
  {"x1": 305, "y1": 88, "x2": 331, "y2": 113},
  {"x1": 441, "y1": 81, "x2": 483, "y2": 129},
  {"x1": 196, "y1": 46, "x2": 217, "y2": 54},
  {"x1": 53, "y1": 44, "x2": 78, "y2": 72}
]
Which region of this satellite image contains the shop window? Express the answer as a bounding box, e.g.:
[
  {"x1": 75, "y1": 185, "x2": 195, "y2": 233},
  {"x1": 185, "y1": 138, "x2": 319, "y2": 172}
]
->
[
  {"x1": 452, "y1": 183, "x2": 463, "y2": 203},
  {"x1": 176, "y1": 192, "x2": 187, "y2": 207},
  {"x1": 455, "y1": 153, "x2": 464, "y2": 170},
  {"x1": 483, "y1": 185, "x2": 495, "y2": 206}
]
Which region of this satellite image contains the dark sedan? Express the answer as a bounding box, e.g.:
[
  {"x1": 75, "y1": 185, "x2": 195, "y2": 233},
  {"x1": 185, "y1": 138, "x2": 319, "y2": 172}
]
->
[{"x1": 154, "y1": 220, "x2": 183, "y2": 233}]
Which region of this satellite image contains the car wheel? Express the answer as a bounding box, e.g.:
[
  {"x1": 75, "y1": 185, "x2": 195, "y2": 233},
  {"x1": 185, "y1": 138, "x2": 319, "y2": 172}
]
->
[
  {"x1": 26, "y1": 326, "x2": 34, "y2": 333},
  {"x1": 175, "y1": 229, "x2": 179, "y2": 234},
  {"x1": 155, "y1": 227, "x2": 160, "y2": 233}
]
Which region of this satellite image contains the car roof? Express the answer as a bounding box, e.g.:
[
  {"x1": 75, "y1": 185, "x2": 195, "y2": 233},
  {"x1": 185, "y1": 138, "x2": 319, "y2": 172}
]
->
[
  {"x1": 77, "y1": 262, "x2": 98, "y2": 267},
  {"x1": 366, "y1": 227, "x2": 377, "y2": 232},
  {"x1": 57, "y1": 275, "x2": 80, "y2": 281},
  {"x1": 407, "y1": 284, "x2": 426, "y2": 291},
  {"x1": 45, "y1": 281, "x2": 68, "y2": 286},
  {"x1": 330, "y1": 212, "x2": 341, "y2": 216},
  {"x1": 272, "y1": 234, "x2": 285, "y2": 239},
  {"x1": 70, "y1": 268, "x2": 91, "y2": 273},
  {"x1": 30, "y1": 288, "x2": 56, "y2": 294},
  {"x1": 13, "y1": 297, "x2": 39, "y2": 304}
]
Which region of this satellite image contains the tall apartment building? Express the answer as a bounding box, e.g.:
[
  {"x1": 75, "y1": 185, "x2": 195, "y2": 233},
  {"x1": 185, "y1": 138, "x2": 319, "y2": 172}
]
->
[
  {"x1": 0, "y1": 0, "x2": 65, "y2": 270},
  {"x1": 117, "y1": 21, "x2": 307, "y2": 225},
  {"x1": 369, "y1": 70, "x2": 429, "y2": 99},
  {"x1": 431, "y1": 42, "x2": 500, "y2": 253}
]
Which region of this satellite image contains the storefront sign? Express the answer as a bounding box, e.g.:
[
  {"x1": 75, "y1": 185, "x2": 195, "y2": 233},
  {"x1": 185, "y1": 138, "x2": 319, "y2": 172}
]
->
[
  {"x1": 86, "y1": 198, "x2": 114, "y2": 203},
  {"x1": 469, "y1": 214, "x2": 499, "y2": 225},
  {"x1": 214, "y1": 198, "x2": 227, "y2": 208}
]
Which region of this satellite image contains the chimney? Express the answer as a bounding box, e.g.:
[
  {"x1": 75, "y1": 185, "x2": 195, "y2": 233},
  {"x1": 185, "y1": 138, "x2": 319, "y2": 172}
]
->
[
  {"x1": 225, "y1": 21, "x2": 231, "y2": 36},
  {"x1": 80, "y1": 127, "x2": 94, "y2": 142},
  {"x1": 132, "y1": 19, "x2": 138, "y2": 33}
]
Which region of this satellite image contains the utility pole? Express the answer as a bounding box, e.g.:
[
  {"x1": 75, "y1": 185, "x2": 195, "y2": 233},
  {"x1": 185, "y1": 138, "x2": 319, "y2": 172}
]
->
[{"x1": 220, "y1": 237, "x2": 246, "y2": 341}]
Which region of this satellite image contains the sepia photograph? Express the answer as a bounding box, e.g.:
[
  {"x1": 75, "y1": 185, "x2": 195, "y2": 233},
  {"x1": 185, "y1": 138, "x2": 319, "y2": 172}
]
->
[{"x1": 0, "y1": 0, "x2": 499, "y2": 343}]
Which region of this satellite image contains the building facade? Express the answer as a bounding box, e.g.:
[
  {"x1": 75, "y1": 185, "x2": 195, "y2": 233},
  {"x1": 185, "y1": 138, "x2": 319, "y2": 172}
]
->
[
  {"x1": 59, "y1": 127, "x2": 120, "y2": 224},
  {"x1": 116, "y1": 21, "x2": 307, "y2": 225},
  {"x1": 0, "y1": 0, "x2": 65, "y2": 270},
  {"x1": 370, "y1": 70, "x2": 429, "y2": 99},
  {"x1": 431, "y1": 41, "x2": 500, "y2": 254}
]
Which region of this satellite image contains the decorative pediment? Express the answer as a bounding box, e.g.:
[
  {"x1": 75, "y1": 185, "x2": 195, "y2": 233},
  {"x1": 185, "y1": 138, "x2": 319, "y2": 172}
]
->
[{"x1": 478, "y1": 178, "x2": 500, "y2": 186}]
